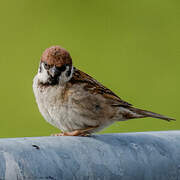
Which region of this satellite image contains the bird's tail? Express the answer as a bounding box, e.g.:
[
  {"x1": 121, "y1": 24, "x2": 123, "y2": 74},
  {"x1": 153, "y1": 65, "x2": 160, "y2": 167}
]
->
[{"x1": 127, "y1": 107, "x2": 175, "y2": 122}]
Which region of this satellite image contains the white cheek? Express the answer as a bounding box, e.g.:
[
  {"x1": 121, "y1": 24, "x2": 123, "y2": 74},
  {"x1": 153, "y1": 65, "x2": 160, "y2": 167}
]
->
[{"x1": 37, "y1": 65, "x2": 49, "y2": 83}]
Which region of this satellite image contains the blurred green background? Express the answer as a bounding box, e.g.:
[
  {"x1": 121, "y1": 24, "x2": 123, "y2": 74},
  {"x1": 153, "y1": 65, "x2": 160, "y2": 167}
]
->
[{"x1": 0, "y1": 0, "x2": 179, "y2": 138}]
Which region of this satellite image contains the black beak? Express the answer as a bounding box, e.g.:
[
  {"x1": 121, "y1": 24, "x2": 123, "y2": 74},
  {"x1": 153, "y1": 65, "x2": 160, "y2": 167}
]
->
[{"x1": 49, "y1": 66, "x2": 61, "y2": 77}]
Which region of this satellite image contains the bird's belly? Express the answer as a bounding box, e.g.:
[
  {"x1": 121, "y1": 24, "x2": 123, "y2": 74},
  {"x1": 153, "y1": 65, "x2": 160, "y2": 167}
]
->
[
  {"x1": 47, "y1": 104, "x2": 101, "y2": 132},
  {"x1": 36, "y1": 94, "x2": 114, "y2": 133},
  {"x1": 37, "y1": 98, "x2": 115, "y2": 133},
  {"x1": 46, "y1": 104, "x2": 76, "y2": 132}
]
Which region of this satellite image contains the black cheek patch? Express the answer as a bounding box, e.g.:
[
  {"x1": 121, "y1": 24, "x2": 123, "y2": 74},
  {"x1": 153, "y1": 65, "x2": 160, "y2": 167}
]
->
[
  {"x1": 39, "y1": 62, "x2": 42, "y2": 73},
  {"x1": 66, "y1": 66, "x2": 72, "y2": 77},
  {"x1": 39, "y1": 65, "x2": 42, "y2": 73}
]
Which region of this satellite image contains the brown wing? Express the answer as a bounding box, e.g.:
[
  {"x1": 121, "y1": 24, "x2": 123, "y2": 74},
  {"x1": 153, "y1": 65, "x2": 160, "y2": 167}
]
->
[{"x1": 69, "y1": 68, "x2": 132, "y2": 107}]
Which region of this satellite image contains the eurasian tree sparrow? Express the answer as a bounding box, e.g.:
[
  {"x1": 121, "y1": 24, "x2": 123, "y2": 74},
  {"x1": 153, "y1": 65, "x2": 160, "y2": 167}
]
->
[{"x1": 33, "y1": 46, "x2": 175, "y2": 136}]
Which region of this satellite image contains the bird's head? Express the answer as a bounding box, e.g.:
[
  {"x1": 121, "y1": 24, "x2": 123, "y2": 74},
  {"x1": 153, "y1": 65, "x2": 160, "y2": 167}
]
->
[{"x1": 37, "y1": 46, "x2": 74, "y2": 85}]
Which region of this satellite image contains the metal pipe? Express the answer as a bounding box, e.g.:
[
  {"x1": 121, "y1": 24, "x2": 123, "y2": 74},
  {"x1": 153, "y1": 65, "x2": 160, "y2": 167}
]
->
[{"x1": 0, "y1": 131, "x2": 180, "y2": 180}]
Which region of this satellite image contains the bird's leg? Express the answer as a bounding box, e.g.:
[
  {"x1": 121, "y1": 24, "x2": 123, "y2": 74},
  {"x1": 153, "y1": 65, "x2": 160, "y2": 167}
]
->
[{"x1": 51, "y1": 126, "x2": 99, "y2": 137}]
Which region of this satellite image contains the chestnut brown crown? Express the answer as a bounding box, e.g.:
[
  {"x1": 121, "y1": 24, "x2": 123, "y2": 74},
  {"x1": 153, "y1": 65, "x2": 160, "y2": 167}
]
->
[{"x1": 41, "y1": 46, "x2": 72, "y2": 67}]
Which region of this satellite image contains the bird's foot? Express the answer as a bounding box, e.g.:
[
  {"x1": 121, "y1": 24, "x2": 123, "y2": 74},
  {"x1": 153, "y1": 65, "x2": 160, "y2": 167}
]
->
[
  {"x1": 51, "y1": 126, "x2": 98, "y2": 137},
  {"x1": 51, "y1": 131, "x2": 91, "y2": 137},
  {"x1": 51, "y1": 133, "x2": 65, "y2": 136}
]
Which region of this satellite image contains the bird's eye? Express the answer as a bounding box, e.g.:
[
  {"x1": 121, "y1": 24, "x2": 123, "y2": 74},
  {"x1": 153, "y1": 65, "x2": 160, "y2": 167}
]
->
[{"x1": 44, "y1": 62, "x2": 50, "y2": 70}]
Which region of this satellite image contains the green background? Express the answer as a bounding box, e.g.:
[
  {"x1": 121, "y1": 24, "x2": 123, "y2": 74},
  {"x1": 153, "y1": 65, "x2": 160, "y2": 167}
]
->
[{"x1": 0, "y1": 0, "x2": 179, "y2": 138}]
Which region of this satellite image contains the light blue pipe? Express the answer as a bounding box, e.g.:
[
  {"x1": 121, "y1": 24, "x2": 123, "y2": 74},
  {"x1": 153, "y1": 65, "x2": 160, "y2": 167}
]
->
[{"x1": 0, "y1": 131, "x2": 180, "y2": 180}]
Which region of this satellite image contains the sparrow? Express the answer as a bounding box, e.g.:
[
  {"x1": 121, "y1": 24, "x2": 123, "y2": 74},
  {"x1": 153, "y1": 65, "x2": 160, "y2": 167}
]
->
[{"x1": 33, "y1": 45, "x2": 175, "y2": 136}]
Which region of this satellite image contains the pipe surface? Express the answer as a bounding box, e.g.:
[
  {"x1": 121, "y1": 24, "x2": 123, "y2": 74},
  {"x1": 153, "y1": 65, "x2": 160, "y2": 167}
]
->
[{"x1": 0, "y1": 131, "x2": 180, "y2": 180}]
